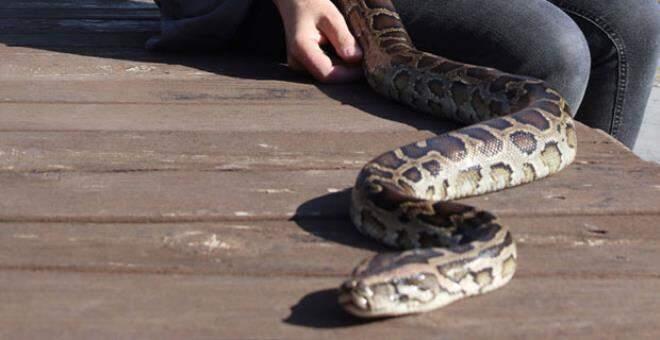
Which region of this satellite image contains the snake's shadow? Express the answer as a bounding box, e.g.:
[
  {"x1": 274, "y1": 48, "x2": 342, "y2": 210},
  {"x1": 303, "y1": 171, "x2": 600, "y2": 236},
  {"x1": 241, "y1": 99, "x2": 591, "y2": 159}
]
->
[
  {"x1": 284, "y1": 192, "x2": 387, "y2": 328},
  {"x1": 293, "y1": 190, "x2": 384, "y2": 251},
  {"x1": 283, "y1": 288, "x2": 379, "y2": 328}
]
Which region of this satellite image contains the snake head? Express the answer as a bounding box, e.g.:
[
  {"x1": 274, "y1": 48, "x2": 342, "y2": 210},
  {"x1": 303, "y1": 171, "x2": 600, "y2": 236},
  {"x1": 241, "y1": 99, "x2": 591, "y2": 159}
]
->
[{"x1": 338, "y1": 271, "x2": 442, "y2": 318}]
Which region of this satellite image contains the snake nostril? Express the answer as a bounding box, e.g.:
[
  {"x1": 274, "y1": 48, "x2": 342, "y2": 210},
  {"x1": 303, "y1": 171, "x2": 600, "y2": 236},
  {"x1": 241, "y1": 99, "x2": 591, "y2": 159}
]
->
[
  {"x1": 341, "y1": 280, "x2": 358, "y2": 292},
  {"x1": 356, "y1": 281, "x2": 374, "y2": 297}
]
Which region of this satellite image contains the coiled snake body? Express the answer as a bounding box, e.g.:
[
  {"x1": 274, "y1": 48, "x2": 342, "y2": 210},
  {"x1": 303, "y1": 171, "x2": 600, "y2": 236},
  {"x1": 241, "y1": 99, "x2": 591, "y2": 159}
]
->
[{"x1": 335, "y1": 0, "x2": 577, "y2": 318}]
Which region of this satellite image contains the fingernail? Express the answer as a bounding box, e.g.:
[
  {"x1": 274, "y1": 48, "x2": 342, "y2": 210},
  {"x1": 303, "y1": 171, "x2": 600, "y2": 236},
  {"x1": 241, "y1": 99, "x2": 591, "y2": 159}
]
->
[{"x1": 344, "y1": 45, "x2": 362, "y2": 59}]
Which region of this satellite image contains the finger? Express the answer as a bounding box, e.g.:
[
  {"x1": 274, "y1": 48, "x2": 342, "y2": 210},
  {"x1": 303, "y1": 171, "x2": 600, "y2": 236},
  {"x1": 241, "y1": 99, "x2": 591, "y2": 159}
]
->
[
  {"x1": 292, "y1": 44, "x2": 362, "y2": 83},
  {"x1": 327, "y1": 63, "x2": 364, "y2": 83},
  {"x1": 318, "y1": 11, "x2": 363, "y2": 63},
  {"x1": 291, "y1": 36, "x2": 338, "y2": 82}
]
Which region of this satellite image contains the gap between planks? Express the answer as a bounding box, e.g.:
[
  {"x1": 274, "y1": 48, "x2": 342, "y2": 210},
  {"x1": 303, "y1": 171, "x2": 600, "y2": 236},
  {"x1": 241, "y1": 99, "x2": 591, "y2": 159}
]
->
[{"x1": 1, "y1": 216, "x2": 659, "y2": 278}]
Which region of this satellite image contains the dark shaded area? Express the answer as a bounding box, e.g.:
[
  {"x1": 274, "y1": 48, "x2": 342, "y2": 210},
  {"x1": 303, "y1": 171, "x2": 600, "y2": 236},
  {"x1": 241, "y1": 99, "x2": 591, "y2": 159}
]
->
[
  {"x1": 292, "y1": 189, "x2": 385, "y2": 252},
  {"x1": 0, "y1": 0, "x2": 459, "y2": 136},
  {"x1": 283, "y1": 288, "x2": 378, "y2": 329}
]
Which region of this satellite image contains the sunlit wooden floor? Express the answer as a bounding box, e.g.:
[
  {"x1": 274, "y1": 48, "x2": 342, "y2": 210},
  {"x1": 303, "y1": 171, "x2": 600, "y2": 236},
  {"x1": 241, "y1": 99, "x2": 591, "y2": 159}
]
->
[{"x1": 0, "y1": 1, "x2": 659, "y2": 338}]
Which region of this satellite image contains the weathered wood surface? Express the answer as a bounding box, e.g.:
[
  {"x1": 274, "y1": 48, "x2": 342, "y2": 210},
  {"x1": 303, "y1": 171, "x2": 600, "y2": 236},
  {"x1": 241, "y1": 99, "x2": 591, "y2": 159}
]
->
[
  {"x1": 2, "y1": 216, "x2": 659, "y2": 277},
  {"x1": 2, "y1": 272, "x2": 658, "y2": 339},
  {"x1": 0, "y1": 1, "x2": 659, "y2": 338}
]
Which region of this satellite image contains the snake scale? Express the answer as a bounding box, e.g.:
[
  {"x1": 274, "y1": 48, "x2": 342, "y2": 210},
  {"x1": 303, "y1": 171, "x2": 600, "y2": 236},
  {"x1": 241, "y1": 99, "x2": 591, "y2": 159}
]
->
[{"x1": 334, "y1": 0, "x2": 577, "y2": 318}]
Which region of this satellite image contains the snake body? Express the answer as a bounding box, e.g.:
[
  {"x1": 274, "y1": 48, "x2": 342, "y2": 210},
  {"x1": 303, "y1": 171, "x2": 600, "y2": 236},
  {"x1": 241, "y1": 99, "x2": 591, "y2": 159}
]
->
[{"x1": 335, "y1": 0, "x2": 577, "y2": 318}]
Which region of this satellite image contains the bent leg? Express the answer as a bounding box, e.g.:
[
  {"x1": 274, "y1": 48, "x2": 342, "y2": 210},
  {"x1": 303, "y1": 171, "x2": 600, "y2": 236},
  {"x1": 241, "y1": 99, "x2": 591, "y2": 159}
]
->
[
  {"x1": 549, "y1": 0, "x2": 660, "y2": 147},
  {"x1": 393, "y1": 0, "x2": 592, "y2": 112}
]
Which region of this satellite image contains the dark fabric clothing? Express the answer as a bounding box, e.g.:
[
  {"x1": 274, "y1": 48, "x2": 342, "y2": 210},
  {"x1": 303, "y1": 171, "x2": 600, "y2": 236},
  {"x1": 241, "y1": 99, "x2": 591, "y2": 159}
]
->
[
  {"x1": 149, "y1": 0, "x2": 660, "y2": 148},
  {"x1": 146, "y1": 0, "x2": 254, "y2": 51}
]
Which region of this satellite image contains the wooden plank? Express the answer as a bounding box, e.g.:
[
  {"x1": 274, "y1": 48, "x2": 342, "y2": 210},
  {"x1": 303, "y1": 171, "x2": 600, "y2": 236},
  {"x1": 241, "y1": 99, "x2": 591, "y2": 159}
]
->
[
  {"x1": 0, "y1": 271, "x2": 657, "y2": 339},
  {"x1": 0, "y1": 109, "x2": 656, "y2": 221},
  {"x1": 0, "y1": 151, "x2": 657, "y2": 222},
  {"x1": 0, "y1": 79, "x2": 374, "y2": 105},
  {"x1": 0, "y1": 102, "x2": 449, "y2": 132},
  {"x1": 0, "y1": 0, "x2": 156, "y2": 9},
  {"x1": 0, "y1": 54, "x2": 364, "y2": 104},
  {"x1": 0, "y1": 131, "x2": 429, "y2": 172},
  {"x1": 0, "y1": 33, "x2": 153, "y2": 48},
  {"x1": 0, "y1": 104, "x2": 630, "y2": 166},
  {"x1": 0, "y1": 128, "x2": 643, "y2": 173},
  {"x1": 0, "y1": 48, "x2": 296, "y2": 81},
  {"x1": 0, "y1": 48, "x2": 242, "y2": 80},
  {"x1": 0, "y1": 216, "x2": 658, "y2": 277}
]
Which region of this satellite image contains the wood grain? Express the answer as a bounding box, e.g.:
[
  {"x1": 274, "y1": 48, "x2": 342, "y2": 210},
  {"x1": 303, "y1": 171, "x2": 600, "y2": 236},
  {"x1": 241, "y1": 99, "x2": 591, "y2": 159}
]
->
[
  {"x1": 1, "y1": 216, "x2": 658, "y2": 278},
  {"x1": 1, "y1": 272, "x2": 658, "y2": 339},
  {"x1": 0, "y1": 148, "x2": 658, "y2": 222},
  {"x1": 1, "y1": 1, "x2": 659, "y2": 338}
]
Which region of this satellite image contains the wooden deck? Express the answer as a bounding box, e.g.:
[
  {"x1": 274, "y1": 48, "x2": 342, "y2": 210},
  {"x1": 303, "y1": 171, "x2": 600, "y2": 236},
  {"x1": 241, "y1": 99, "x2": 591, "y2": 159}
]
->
[{"x1": 1, "y1": 1, "x2": 659, "y2": 338}]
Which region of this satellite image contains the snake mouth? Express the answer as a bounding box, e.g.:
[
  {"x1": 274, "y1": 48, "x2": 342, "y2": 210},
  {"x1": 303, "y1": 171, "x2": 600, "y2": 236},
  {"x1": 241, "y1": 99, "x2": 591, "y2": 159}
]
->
[
  {"x1": 338, "y1": 280, "x2": 379, "y2": 318},
  {"x1": 338, "y1": 282, "x2": 420, "y2": 318},
  {"x1": 338, "y1": 272, "x2": 444, "y2": 318},
  {"x1": 337, "y1": 279, "x2": 416, "y2": 318}
]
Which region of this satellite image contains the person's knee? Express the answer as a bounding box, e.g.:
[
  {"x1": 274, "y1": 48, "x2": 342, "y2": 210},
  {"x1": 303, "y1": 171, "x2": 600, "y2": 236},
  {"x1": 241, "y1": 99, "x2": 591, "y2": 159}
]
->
[
  {"x1": 623, "y1": 0, "x2": 660, "y2": 55},
  {"x1": 530, "y1": 23, "x2": 591, "y2": 112}
]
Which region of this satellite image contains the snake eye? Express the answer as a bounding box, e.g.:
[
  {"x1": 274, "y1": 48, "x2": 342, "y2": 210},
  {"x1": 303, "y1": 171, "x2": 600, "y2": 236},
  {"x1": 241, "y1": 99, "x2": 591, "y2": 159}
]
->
[
  {"x1": 405, "y1": 272, "x2": 438, "y2": 291},
  {"x1": 413, "y1": 273, "x2": 427, "y2": 282},
  {"x1": 405, "y1": 273, "x2": 426, "y2": 285}
]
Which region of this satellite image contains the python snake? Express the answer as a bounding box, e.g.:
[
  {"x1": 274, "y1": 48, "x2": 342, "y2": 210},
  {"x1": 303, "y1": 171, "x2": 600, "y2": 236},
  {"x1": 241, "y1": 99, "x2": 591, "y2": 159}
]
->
[{"x1": 334, "y1": 0, "x2": 577, "y2": 318}]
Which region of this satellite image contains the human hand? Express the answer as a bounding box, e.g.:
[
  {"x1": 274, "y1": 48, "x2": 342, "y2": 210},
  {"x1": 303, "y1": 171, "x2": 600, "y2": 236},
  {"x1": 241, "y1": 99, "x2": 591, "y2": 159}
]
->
[{"x1": 272, "y1": 0, "x2": 363, "y2": 83}]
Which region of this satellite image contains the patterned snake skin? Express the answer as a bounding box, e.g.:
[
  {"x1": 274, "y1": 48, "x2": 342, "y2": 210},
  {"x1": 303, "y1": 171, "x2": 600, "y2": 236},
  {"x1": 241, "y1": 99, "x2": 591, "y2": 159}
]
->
[{"x1": 334, "y1": 0, "x2": 578, "y2": 317}]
